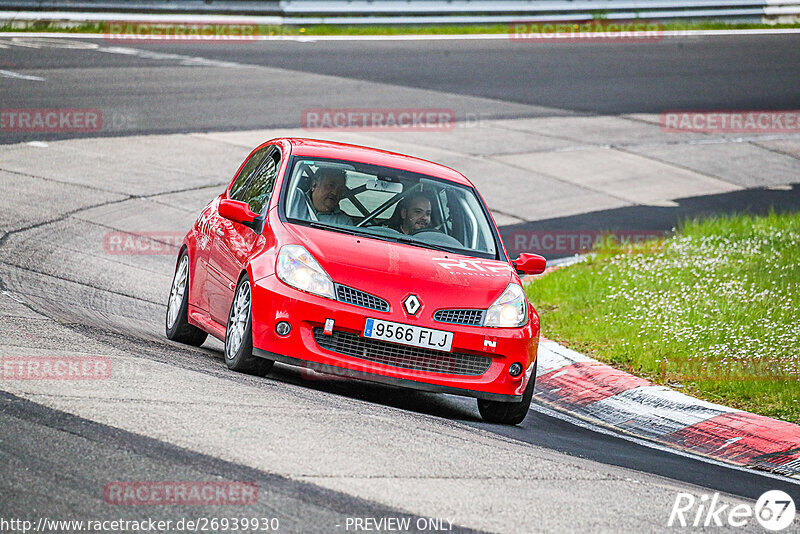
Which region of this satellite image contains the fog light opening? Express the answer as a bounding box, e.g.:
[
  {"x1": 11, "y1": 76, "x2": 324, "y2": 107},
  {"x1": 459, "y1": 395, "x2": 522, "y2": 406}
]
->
[
  {"x1": 508, "y1": 362, "x2": 523, "y2": 377},
  {"x1": 275, "y1": 321, "x2": 292, "y2": 336}
]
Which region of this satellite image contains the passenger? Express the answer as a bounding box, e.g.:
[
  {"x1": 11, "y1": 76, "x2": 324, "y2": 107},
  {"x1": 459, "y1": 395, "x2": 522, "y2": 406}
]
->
[
  {"x1": 389, "y1": 193, "x2": 432, "y2": 235},
  {"x1": 309, "y1": 168, "x2": 353, "y2": 226}
]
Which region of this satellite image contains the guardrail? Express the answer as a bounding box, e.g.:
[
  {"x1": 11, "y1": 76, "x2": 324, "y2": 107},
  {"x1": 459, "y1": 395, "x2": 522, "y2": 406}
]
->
[
  {"x1": 0, "y1": 2, "x2": 281, "y2": 14},
  {"x1": 1, "y1": 0, "x2": 798, "y2": 23}
]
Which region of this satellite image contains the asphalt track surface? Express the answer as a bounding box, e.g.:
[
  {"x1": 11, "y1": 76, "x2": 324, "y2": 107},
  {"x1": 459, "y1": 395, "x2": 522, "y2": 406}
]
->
[
  {"x1": 134, "y1": 35, "x2": 800, "y2": 114},
  {"x1": 1, "y1": 33, "x2": 799, "y2": 142},
  {"x1": 1, "y1": 34, "x2": 800, "y2": 532}
]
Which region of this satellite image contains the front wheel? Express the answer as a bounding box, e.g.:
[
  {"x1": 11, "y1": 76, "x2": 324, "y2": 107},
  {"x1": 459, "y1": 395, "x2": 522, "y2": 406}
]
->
[
  {"x1": 225, "y1": 275, "x2": 274, "y2": 377},
  {"x1": 477, "y1": 362, "x2": 537, "y2": 425},
  {"x1": 165, "y1": 252, "x2": 208, "y2": 346}
]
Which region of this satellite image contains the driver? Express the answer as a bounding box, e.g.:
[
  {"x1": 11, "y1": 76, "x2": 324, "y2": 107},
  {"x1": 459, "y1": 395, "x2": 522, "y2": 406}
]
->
[
  {"x1": 392, "y1": 193, "x2": 432, "y2": 235},
  {"x1": 309, "y1": 168, "x2": 353, "y2": 226}
]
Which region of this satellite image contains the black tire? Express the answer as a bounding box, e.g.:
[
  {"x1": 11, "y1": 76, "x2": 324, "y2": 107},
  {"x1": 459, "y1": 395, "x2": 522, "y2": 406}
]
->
[
  {"x1": 224, "y1": 274, "x2": 274, "y2": 377},
  {"x1": 477, "y1": 361, "x2": 537, "y2": 425},
  {"x1": 165, "y1": 252, "x2": 208, "y2": 347}
]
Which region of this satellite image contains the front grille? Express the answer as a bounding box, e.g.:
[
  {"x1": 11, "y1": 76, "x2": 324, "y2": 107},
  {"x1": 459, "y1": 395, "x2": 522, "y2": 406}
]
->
[
  {"x1": 336, "y1": 285, "x2": 389, "y2": 312},
  {"x1": 434, "y1": 309, "x2": 485, "y2": 326},
  {"x1": 313, "y1": 328, "x2": 491, "y2": 376}
]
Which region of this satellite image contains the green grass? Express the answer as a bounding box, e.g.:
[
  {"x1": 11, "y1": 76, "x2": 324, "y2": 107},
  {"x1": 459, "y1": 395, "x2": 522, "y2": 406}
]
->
[
  {"x1": 1, "y1": 20, "x2": 799, "y2": 36},
  {"x1": 526, "y1": 211, "x2": 800, "y2": 423}
]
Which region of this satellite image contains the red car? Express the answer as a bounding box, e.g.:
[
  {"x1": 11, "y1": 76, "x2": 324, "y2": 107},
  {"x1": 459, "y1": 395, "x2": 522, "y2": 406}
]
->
[{"x1": 166, "y1": 138, "x2": 546, "y2": 424}]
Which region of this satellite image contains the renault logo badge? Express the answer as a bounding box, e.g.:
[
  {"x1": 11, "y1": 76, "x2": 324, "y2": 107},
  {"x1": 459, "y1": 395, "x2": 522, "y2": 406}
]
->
[{"x1": 403, "y1": 294, "x2": 421, "y2": 316}]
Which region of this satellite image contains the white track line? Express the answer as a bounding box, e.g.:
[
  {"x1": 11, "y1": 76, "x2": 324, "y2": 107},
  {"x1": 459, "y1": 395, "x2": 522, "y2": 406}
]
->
[
  {"x1": 0, "y1": 28, "x2": 800, "y2": 42},
  {"x1": 0, "y1": 69, "x2": 44, "y2": 81}
]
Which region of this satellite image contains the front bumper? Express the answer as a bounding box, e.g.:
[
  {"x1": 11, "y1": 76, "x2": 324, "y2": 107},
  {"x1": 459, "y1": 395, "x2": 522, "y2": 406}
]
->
[{"x1": 250, "y1": 274, "x2": 539, "y2": 402}]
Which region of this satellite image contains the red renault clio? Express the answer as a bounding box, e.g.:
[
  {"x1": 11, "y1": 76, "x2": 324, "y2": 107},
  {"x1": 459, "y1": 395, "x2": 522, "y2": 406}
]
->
[{"x1": 166, "y1": 138, "x2": 545, "y2": 424}]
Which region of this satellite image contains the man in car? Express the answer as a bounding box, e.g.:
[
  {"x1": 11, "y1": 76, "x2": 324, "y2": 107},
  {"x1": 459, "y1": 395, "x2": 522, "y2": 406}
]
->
[
  {"x1": 391, "y1": 193, "x2": 432, "y2": 234},
  {"x1": 309, "y1": 168, "x2": 353, "y2": 226}
]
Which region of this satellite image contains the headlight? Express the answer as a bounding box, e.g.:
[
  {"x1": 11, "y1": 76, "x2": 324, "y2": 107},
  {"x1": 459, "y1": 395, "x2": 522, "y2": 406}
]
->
[
  {"x1": 276, "y1": 245, "x2": 335, "y2": 299},
  {"x1": 484, "y1": 283, "x2": 528, "y2": 328}
]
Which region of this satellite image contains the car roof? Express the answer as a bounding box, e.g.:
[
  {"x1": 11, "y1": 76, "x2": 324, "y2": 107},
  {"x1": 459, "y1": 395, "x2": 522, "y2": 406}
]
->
[{"x1": 271, "y1": 138, "x2": 474, "y2": 188}]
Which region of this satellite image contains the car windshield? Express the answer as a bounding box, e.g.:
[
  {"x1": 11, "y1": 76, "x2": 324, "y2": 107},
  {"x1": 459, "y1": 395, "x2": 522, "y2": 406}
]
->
[{"x1": 283, "y1": 157, "x2": 499, "y2": 258}]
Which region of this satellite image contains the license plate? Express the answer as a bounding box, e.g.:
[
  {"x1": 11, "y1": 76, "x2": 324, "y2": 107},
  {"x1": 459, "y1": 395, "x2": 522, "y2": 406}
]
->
[{"x1": 363, "y1": 318, "x2": 453, "y2": 353}]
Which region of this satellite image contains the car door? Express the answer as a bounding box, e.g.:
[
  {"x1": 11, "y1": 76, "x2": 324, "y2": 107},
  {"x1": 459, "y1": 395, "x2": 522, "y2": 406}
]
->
[
  {"x1": 202, "y1": 147, "x2": 268, "y2": 319},
  {"x1": 207, "y1": 146, "x2": 281, "y2": 325},
  {"x1": 187, "y1": 197, "x2": 219, "y2": 313}
]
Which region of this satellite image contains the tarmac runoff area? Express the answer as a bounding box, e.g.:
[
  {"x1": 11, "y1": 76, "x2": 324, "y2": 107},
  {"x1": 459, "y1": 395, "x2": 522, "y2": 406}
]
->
[{"x1": 1, "y1": 116, "x2": 800, "y2": 531}]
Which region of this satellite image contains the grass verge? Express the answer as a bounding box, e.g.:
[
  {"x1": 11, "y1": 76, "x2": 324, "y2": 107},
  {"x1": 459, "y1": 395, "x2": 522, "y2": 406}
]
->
[{"x1": 525, "y1": 211, "x2": 800, "y2": 423}]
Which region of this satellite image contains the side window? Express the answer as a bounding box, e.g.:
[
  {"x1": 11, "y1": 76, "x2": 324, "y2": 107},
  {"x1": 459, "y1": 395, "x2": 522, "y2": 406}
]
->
[
  {"x1": 238, "y1": 148, "x2": 280, "y2": 214},
  {"x1": 230, "y1": 146, "x2": 270, "y2": 202}
]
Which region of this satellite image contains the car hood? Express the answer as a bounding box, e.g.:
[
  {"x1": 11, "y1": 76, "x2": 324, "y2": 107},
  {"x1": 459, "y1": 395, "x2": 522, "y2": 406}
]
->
[{"x1": 286, "y1": 224, "x2": 514, "y2": 309}]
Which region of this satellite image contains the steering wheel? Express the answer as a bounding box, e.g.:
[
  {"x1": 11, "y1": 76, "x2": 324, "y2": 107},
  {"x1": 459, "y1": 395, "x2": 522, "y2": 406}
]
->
[{"x1": 410, "y1": 222, "x2": 445, "y2": 235}]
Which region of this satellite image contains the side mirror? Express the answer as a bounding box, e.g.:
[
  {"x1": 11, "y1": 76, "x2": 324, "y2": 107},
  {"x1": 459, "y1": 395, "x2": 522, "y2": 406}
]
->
[
  {"x1": 512, "y1": 253, "x2": 547, "y2": 275},
  {"x1": 219, "y1": 199, "x2": 263, "y2": 232}
]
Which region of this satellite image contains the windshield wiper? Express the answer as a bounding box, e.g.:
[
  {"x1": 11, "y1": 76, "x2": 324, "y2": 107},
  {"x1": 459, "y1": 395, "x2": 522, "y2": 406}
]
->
[
  {"x1": 309, "y1": 222, "x2": 456, "y2": 253},
  {"x1": 389, "y1": 235, "x2": 455, "y2": 253},
  {"x1": 308, "y1": 222, "x2": 369, "y2": 237}
]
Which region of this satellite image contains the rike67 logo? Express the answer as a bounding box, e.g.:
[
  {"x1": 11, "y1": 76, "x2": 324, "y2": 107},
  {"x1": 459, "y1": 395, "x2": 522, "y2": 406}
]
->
[{"x1": 669, "y1": 490, "x2": 795, "y2": 531}]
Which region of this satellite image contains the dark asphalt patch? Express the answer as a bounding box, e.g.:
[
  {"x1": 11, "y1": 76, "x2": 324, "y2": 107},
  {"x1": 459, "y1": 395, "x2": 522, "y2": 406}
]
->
[{"x1": 0, "y1": 390, "x2": 486, "y2": 534}]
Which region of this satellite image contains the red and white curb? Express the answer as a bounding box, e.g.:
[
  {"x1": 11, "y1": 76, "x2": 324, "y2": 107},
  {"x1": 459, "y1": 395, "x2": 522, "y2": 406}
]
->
[{"x1": 534, "y1": 339, "x2": 800, "y2": 479}]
